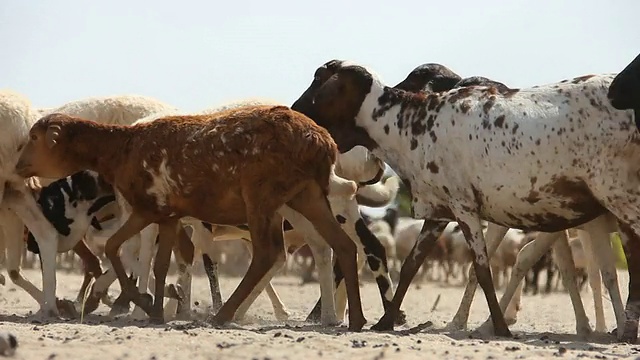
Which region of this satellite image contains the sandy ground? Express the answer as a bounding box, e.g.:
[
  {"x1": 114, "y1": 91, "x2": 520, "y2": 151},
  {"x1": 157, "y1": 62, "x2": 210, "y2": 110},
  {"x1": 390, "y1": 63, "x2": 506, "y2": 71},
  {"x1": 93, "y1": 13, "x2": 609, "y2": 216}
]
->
[{"x1": 1, "y1": 269, "x2": 639, "y2": 360}]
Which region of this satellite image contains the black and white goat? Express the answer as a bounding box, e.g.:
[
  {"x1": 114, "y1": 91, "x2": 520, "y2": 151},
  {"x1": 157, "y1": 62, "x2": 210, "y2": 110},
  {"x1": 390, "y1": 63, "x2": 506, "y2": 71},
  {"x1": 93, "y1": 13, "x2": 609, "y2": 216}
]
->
[{"x1": 2, "y1": 170, "x2": 117, "y2": 315}]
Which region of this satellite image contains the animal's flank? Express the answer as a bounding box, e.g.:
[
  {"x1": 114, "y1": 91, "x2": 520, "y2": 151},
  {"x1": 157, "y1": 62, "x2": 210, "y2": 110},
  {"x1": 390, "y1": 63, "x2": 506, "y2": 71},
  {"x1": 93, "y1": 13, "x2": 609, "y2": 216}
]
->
[{"x1": 261, "y1": 106, "x2": 338, "y2": 195}]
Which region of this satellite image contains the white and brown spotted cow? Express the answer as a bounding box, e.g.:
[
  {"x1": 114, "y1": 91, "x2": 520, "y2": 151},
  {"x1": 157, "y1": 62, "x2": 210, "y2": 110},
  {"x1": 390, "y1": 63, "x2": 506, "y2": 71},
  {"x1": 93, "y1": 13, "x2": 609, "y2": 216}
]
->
[{"x1": 292, "y1": 60, "x2": 640, "y2": 341}]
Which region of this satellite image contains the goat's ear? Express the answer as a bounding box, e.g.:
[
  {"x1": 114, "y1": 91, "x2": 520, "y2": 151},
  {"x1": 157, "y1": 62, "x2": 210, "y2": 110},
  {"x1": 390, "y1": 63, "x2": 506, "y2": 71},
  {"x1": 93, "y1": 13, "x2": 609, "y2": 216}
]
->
[
  {"x1": 313, "y1": 73, "x2": 344, "y2": 106},
  {"x1": 45, "y1": 125, "x2": 61, "y2": 148},
  {"x1": 315, "y1": 66, "x2": 332, "y2": 82}
]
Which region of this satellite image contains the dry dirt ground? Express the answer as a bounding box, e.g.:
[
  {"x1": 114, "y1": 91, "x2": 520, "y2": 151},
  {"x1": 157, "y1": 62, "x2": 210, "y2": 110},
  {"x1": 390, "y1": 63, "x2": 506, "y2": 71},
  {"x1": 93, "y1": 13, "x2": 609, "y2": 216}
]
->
[{"x1": 1, "y1": 269, "x2": 639, "y2": 360}]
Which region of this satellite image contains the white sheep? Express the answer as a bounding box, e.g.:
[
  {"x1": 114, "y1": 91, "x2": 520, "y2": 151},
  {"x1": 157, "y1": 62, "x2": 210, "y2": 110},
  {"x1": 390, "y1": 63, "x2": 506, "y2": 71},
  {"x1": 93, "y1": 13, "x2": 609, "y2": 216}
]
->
[
  {"x1": 39, "y1": 94, "x2": 179, "y2": 125},
  {"x1": 490, "y1": 228, "x2": 525, "y2": 289},
  {"x1": 393, "y1": 218, "x2": 429, "y2": 278},
  {"x1": 0, "y1": 89, "x2": 70, "y2": 318},
  {"x1": 0, "y1": 90, "x2": 41, "y2": 196},
  {"x1": 439, "y1": 223, "x2": 474, "y2": 283}
]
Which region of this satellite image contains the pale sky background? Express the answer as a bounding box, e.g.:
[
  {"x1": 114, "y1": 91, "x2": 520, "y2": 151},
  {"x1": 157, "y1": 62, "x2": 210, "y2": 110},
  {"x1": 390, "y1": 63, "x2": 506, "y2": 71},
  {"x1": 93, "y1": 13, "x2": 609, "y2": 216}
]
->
[
  {"x1": 2, "y1": 0, "x2": 639, "y2": 111},
  {"x1": 2, "y1": 1, "x2": 639, "y2": 216}
]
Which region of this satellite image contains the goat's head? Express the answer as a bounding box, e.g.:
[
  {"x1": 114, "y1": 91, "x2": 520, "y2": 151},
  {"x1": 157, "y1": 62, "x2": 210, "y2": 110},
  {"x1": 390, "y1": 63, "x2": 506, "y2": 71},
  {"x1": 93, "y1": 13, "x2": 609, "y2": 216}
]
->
[
  {"x1": 16, "y1": 113, "x2": 81, "y2": 179},
  {"x1": 291, "y1": 59, "x2": 348, "y2": 118},
  {"x1": 394, "y1": 63, "x2": 461, "y2": 93},
  {"x1": 608, "y1": 53, "x2": 640, "y2": 111},
  {"x1": 293, "y1": 62, "x2": 378, "y2": 153}
]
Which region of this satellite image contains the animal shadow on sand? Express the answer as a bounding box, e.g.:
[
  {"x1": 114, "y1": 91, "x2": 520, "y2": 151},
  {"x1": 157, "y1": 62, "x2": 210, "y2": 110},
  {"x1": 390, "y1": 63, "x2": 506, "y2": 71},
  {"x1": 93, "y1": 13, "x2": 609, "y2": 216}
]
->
[
  {"x1": 1, "y1": 308, "x2": 636, "y2": 358},
  {"x1": 445, "y1": 327, "x2": 623, "y2": 354},
  {"x1": 0, "y1": 312, "x2": 171, "y2": 330}
]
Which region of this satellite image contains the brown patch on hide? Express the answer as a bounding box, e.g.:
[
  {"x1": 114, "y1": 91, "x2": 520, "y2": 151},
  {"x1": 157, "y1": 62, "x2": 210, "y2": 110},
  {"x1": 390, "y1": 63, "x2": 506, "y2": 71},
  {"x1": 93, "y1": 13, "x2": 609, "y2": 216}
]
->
[{"x1": 426, "y1": 161, "x2": 439, "y2": 174}]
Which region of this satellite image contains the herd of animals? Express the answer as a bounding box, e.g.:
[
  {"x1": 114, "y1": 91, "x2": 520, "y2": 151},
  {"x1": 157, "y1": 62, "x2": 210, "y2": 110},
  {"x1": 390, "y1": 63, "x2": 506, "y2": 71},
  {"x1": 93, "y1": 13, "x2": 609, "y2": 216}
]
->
[{"x1": 0, "y1": 51, "x2": 640, "y2": 345}]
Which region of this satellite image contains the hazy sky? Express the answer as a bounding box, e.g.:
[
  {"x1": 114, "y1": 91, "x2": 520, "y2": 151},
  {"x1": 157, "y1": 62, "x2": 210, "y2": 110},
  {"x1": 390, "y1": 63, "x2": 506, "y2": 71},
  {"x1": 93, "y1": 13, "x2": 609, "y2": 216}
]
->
[{"x1": 2, "y1": 0, "x2": 639, "y2": 111}]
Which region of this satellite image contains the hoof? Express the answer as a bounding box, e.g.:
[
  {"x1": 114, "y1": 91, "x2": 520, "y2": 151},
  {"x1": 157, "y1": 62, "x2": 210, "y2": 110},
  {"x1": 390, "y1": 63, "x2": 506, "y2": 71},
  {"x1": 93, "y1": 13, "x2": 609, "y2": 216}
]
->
[
  {"x1": 109, "y1": 294, "x2": 132, "y2": 317},
  {"x1": 149, "y1": 311, "x2": 165, "y2": 325},
  {"x1": 619, "y1": 321, "x2": 639, "y2": 343},
  {"x1": 614, "y1": 327, "x2": 637, "y2": 343},
  {"x1": 56, "y1": 299, "x2": 79, "y2": 319},
  {"x1": 320, "y1": 316, "x2": 342, "y2": 327},
  {"x1": 34, "y1": 306, "x2": 60, "y2": 321},
  {"x1": 444, "y1": 320, "x2": 466, "y2": 332},
  {"x1": 209, "y1": 315, "x2": 228, "y2": 327},
  {"x1": 132, "y1": 293, "x2": 154, "y2": 315},
  {"x1": 209, "y1": 308, "x2": 235, "y2": 327},
  {"x1": 100, "y1": 294, "x2": 115, "y2": 308},
  {"x1": 274, "y1": 310, "x2": 290, "y2": 322},
  {"x1": 476, "y1": 320, "x2": 493, "y2": 335},
  {"x1": 595, "y1": 324, "x2": 608, "y2": 333},
  {"x1": 494, "y1": 326, "x2": 513, "y2": 338},
  {"x1": 305, "y1": 308, "x2": 322, "y2": 323},
  {"x1": 621, "y1": 334, "x2": 637, "y2": 344},
  {"x1": 394, "y1": 309, "x2": 407, "y2": 326},
  {"x1": 109, "y1": 304, "x2": 130, "y2": 317},
  {"x1": 167, "y1": 284, "x2": 185, "y2": 302},
  {"x1": 348, "y1": 317, "x2": 366, "y2": 332},
  {"x1": 371, "y1": 315, "x2": 394, "y2": 332},
  {"x1": 505, "y1": 316, "x2": 518, "y2": 326},
  {"x1": 576, "y1": 323, "x2": 593, "y2": 337},
  {"x1": 173, "y1": 310, "x2": 192, "y2": 321},
  {"x1": 149, "y1": 316, "x2": 165, "y2": 324},
  {"x1": 130, "y1": 306, "x2": 148, "y2": 320}
]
